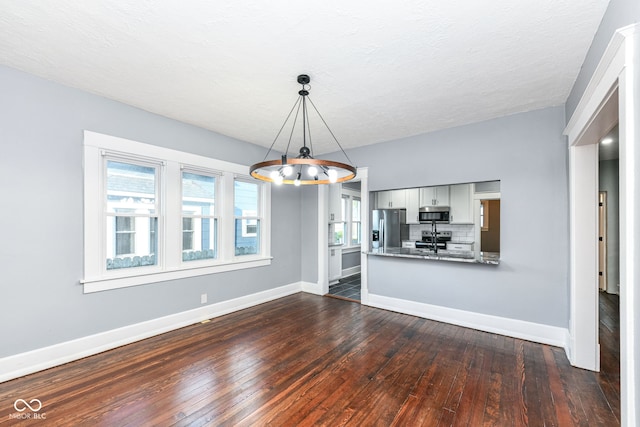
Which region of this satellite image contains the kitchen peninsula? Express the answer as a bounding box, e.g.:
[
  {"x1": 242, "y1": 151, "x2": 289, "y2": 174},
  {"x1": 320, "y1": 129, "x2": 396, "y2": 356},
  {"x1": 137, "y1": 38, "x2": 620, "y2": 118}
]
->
[{"x1": 367, "y1": 246, "x2": 500, "y2": 265}]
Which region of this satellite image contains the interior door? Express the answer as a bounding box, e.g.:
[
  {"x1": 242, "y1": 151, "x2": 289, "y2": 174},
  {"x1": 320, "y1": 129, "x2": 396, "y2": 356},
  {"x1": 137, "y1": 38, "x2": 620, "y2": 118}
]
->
[{"x1": 598, "y1": 192, "x2": 607, "y2": 291}]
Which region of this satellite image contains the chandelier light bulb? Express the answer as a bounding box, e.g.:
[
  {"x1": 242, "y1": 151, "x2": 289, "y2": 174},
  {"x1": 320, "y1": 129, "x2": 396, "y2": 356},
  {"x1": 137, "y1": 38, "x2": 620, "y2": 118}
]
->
[
  {"x1": 274, "y1": 175, "x2": 284, "y2": 185},
  {"x1": 282, "y1": 165, "x2": 294, "y2": 176},
  {"x1": 270, "y1": 170, "x2": 280, "y2": 180},
  {"x1": 327, "y1": 169, "x2": 338, "y2": 183},
  {"x1": 307, "y1": 165, "x2": 318, "y2": 176}
]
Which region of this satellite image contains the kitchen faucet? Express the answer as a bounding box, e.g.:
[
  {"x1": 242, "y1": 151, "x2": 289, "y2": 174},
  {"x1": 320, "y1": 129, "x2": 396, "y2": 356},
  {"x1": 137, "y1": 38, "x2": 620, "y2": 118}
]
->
[{"x1": 431, "y1": 220, "x2": 438, "y2": 254}]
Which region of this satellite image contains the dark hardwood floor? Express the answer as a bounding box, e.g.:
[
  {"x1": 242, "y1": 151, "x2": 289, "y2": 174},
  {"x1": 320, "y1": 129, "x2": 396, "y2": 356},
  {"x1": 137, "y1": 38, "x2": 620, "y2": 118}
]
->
[{"x1": 0, "y1": 292, "x2": 620, "y2": 426}]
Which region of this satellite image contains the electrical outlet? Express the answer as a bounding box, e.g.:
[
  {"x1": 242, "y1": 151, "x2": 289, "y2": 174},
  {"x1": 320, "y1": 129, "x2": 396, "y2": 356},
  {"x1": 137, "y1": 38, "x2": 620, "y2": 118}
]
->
[{"x1": 200, "y1": 293, "x2": 207, "y2": 304}]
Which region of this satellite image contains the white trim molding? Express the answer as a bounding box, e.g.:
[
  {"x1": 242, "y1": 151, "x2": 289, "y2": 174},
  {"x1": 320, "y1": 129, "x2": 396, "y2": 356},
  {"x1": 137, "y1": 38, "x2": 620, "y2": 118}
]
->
[
  {"x1": 367, "y1": 294, "x2": 569, "y2": 350},
  {"x1": 341, "y1": 265, "x2": 361, "y2": 278},
  {"x1": 563, "y1": 23, "x2": 640, "y2": 427},
  {"x1": 0, "y1": 283, "x2": 301, "y2": 384}
]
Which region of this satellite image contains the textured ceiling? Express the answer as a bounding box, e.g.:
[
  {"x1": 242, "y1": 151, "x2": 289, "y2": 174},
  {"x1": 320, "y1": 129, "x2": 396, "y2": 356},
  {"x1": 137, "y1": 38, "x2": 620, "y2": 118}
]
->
[{"x1": 0, "y1": 1, "x2": 610, "y2": 154}]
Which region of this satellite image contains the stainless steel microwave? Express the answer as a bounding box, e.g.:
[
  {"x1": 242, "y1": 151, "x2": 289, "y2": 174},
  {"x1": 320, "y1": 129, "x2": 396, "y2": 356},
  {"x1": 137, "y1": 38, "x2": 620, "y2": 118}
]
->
[{"x1": 418, "y1": 206, "x2": 450, "y2": 223}]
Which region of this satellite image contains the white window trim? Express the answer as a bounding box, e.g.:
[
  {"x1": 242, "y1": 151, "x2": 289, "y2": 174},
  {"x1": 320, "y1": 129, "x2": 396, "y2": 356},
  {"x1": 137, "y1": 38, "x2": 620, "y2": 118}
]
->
[{"x1": 83, "y1": 131, "x2": 271, "y2": 293}]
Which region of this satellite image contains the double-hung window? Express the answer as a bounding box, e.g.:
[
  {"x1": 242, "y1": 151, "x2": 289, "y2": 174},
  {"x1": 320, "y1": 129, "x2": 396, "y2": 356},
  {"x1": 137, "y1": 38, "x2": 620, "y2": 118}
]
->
[
  {"x1": 234, "y1": 179, "x2": 261, "y2": 256},
  {"x1": 340, "y1": 189, "x2": 361, "y2": 249},
  {"x1": 106, "y1": 159, "x2": 160, "y2": 270},
  {"x1": 182, "y1": 171, "x2": 218, "y2": 262},
  {"x1": 83, "y1": 131, "x2": 271, "y2": 293},
  {"x1": 350, "y1": 197, "x2": 362, "y2": 246}
]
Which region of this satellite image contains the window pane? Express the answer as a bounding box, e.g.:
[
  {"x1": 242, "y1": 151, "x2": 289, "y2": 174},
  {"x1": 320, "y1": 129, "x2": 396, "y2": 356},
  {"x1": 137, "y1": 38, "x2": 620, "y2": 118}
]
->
[
  {"x1": 107, "y1": 161, "x2": 156, "y2": 214},
  {"x1": 235, "y1": 219, "x2": 260, "y2": 256},
  {"x1": 183, "y1": 218, "x2": 217, "y2": 261},
  {"x1": 183, "y1": 217, "x2": 194, "y2": 251},
  {"x1": 334, "y1": 223, "x2": 345, "y2": 245},
  {"x1": 234, "y1": 180, "x2": 258, "y2": 213},
  {"x1": 352, "y1": 199, "x2": 361, "y2": 222},
  {"x1": 341, "y1": 196, "x2": 347, "y2": 222},
  {"x1": 182, "y1": 172, "x2": 215, "y2": 215},
  {"x1": 351, "y1": 222, "x2": 361, "y2": 245},
  {"x1": 107, "y1": 216, "x2": 158, "y2": 270}
]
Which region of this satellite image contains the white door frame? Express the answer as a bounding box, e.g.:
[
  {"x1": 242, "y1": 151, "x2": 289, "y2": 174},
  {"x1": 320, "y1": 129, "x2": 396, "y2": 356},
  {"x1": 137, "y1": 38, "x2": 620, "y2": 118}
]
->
[
  {"x1": 563, "y1": 23, "x2": 639, "y2": 427},
  {"x1": 317, "y1": 167, "x2": 369, "y2": 300}
]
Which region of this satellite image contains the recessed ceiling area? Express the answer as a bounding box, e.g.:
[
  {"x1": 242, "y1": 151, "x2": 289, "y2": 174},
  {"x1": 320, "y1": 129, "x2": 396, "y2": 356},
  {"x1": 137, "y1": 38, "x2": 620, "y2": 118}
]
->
[{"x1": 0, "y1": 1, "x2": 611, "y2": 154}]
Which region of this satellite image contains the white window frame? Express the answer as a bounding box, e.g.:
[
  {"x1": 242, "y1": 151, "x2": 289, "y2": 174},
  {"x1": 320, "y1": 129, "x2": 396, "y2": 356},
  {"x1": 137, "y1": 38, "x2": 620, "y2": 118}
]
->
[
  {"x1": 341, "y1": 188, "x2": 362, "y2": 251},
  {"x1": 233, "y1": 177, "x2": 263, "y2": 258},
  {"x1": 83, "y1": 131, "x2": 271, "y2": 293}
]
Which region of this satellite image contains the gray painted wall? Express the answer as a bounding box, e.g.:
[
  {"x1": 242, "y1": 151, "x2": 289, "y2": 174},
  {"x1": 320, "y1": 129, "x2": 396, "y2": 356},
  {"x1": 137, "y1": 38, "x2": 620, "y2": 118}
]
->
[
  {"x1": 565, "y1": 0, "x2": 640, "y2": 119},
  {"x1": 347, "y1": 106, "x2": 570, "y2": 327},
  {"x1": 342, "y1": 251, "x2": 361, "y2": 270},
  {"x1": 599, "y1": 159, "x2": 620, "y2": 294},
  {"x1": 0, "y1": 65, "x2": 302, "y2": 358}
]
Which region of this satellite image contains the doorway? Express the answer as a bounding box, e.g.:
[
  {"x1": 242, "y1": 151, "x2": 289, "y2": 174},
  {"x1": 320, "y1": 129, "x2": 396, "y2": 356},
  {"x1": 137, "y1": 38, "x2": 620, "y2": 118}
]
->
[
  {"x1": 564, "y1": 23, "x2": 638, "y2": 426},
  {"x1": 317, "y1": 167, "x2": 369, "y2": 303}
]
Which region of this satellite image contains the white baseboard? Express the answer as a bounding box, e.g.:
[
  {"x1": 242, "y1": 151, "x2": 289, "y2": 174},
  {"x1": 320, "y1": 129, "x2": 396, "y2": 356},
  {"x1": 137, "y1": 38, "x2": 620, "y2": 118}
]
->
[
  {"x1": 366, "y1": 293, "x2": 569, "y2": 350},
  {"x1": 300, "y1": 281, "x2": 323, "y2": 295},
  {"x1": 341, "y1": 266, "x2": 361, "y2": 278},
  {"x1": 0, "y1": 282, "x2": 301, "y2": 383}
]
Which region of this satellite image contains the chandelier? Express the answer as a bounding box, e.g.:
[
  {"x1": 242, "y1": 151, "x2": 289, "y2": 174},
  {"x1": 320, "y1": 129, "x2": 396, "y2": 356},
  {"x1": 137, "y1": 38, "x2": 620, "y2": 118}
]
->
[{"x1": 250, "y1": 74, "x2": 357, "y2": 185}]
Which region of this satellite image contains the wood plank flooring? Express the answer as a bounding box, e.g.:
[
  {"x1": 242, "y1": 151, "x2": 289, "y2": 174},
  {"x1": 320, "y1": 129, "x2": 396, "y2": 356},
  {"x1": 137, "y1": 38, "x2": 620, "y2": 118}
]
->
[{"x1": 0, "y1": 292, "x2": 620, "y2": 426}]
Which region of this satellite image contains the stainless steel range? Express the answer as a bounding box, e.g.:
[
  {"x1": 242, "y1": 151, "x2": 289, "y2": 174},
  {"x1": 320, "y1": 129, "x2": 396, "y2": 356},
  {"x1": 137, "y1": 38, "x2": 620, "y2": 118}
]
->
[{"x1": 415, "y1": 230, "x2": 452, "y2": 251}]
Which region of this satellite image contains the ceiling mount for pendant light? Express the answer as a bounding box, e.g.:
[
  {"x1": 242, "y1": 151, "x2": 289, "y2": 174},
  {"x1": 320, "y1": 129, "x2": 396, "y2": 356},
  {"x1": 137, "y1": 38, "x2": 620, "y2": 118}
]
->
[{"x1": 250, "y1": 74, "x2": 357, "y2": 185}]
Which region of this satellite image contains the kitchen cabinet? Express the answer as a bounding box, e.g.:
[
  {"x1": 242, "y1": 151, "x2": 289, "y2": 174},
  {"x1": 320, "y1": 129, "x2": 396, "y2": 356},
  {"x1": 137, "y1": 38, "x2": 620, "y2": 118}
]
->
[
  {"x1": 376, "y1": 189, "x2": 406, "y2": 209},
  {"x1": 328, "y1": 183, "x2": 343, "y2": 222},
  {"x1": 405, "y1": 188, "x2": 420, "y2": 224},
  {"x1": 329, "y1": 246, "x2": 342, "y2": 283},
  {"x1": 449, "y1": 183, "x2": 474, "y2": 224},
  {"x1": 419, "y1": 186, "x2": 450, "y2": 207}
]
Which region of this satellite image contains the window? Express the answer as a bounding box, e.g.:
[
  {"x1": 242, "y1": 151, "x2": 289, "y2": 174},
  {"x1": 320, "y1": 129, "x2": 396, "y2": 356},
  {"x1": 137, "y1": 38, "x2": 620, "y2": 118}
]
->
[
  {"x1": 83, "y1": 131, "x2": 271, "y2": 292},
  {"x1": 351, "y1": 198, "x2": 361, "y2": 245},
  {"x1": 105, "y1": 160, "x2": 159, "y2": 270},
  {"x1": 480, "y1": 200, "x2": 489, "y2": 231},
  {"x1": 340, "y1": 190, "x2": 361, "y2": 248},
  {"x1": 182, "y1": 171, "x2": 217, "y2": 262},
  {"x1": 234, "y1": 180, "x2": 261, "y2": 256}
]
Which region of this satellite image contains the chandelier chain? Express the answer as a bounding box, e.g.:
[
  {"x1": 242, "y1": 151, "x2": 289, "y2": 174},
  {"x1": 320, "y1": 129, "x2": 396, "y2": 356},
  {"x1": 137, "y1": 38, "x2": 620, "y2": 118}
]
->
[
  {"x1": 262, "y1": 96, "x2": 302, "y2": 161},
  {"x1": 307, "y1": 97, "x2": 354, "y2": 166}
]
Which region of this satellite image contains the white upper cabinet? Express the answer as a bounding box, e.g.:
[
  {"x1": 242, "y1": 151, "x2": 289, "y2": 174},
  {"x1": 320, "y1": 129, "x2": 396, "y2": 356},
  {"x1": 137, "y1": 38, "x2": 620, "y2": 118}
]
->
[
  {"x1": 376, "y1": 189, "x2": 406, "y2": 209},
  {"x1": 328, "y1": 183, "x2": 343, "y2": 222},
  {"x1": 419, "y1": 186, "x2": 450, "y2": 207},
  {"x1": 449, "y1": 183, "x2": 474, "y2": 224},
  {"x1": 405, "y1": 188, "x2": 420, "y2": 224}
]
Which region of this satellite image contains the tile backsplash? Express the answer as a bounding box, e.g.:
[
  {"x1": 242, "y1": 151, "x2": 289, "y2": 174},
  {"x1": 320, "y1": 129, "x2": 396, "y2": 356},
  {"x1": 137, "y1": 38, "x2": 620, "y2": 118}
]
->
[{"x1": 409, "y1": 224, "x2": 475, "y2": 243}]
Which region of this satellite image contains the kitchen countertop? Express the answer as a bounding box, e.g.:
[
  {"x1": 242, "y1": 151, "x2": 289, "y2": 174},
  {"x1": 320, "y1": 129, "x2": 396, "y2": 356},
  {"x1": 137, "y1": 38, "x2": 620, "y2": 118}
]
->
[{"x1": 366, "y1": 247, "x2": 500, "y2": 265}]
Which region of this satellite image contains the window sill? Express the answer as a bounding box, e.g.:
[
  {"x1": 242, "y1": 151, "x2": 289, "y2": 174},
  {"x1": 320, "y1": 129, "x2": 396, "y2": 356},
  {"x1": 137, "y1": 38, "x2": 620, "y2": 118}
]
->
[
  {"x1": 342, "y1": 246, "x2": 362, "y2": 254},
  {"x1": 82, "y1": 257, "x2": 272, "y2": 293}
]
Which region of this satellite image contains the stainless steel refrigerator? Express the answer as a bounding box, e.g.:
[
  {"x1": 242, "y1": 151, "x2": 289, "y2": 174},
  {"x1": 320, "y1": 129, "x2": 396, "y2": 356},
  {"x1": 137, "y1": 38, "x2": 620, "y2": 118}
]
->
[{"x1": 371, "y1": 209, "x2": 409, "y2": 250}]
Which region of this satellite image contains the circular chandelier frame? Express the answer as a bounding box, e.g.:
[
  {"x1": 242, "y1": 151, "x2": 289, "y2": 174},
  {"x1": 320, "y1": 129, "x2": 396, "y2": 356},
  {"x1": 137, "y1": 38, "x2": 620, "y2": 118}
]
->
[{"x1": 250, "y1": 158, "x2": 357, "y2": 185}]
